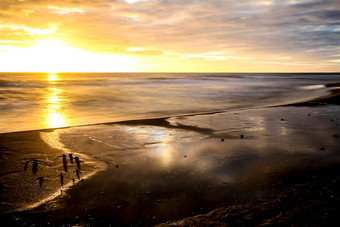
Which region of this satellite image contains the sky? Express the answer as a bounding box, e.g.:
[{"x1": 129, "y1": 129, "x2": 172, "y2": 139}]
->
[{"x1": 0, "y1": 0, "x2": 339, "y2": 72}]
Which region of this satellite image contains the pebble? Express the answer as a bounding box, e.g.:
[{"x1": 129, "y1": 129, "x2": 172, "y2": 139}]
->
[
  {"x1": 116, "y1": 165, "x2": 119, "y2": 168},
  {"x1": 221, "y1": 138, "x2": 224, "y2": 142},
  {"x1": 240, "y1": 134, "x2": 244, "y2": 139}
]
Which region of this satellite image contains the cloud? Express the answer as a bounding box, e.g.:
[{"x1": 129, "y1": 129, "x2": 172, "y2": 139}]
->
[{"x1": 0, "y1": 0, "x2": 339, "y2": 71}]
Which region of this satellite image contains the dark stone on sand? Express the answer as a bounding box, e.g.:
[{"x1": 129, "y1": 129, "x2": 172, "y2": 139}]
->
[
  {"x1": 221, "y1": 138, "x2": 224, "y2": 142},
  {"x1": 308, "y1": 114, "x2": 311, "y2": 116},
  {"x1": 184, "y1": 155, "x2": 187, "y2": 158},
  {"x1": 281, "y1": 119, "x2": 284, "y2": 121},
  {"x1": 240, "y1": 134, "x2": 244, "y2": 139},
  {"x1": 116, "y1": 165, "x2": 119, "y2": 168}
]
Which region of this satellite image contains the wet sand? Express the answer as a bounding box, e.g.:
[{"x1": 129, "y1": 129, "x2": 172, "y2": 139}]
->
[{"x1": 0, "y1": 95, "x2": 340, "y2": 226}]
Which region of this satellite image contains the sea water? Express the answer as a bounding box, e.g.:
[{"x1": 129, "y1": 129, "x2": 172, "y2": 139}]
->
[{"x1": 0, "y1": 73, "x2": 339, "y2": 133}]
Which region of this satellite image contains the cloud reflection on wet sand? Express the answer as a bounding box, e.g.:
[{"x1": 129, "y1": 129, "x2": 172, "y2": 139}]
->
[{"x1": 34, "y1": 104, "x2": 340, "y2": 225}]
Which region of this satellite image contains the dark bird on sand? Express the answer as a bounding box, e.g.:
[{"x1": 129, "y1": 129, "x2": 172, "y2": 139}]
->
[
  {"x1": 24, "y1": 161, "x2": 29, "y2": 172},
  {"x1": 75, "y1": 169, "x2": 80, "y2": 179},
  {"x1": 37, "y1": 177, "x2": 45, "y2": 187},
  {"x1": 75, "y1": 157, "x2": 81, "y2": 170},
  {"x1": 69, "y1": 154, "x2": 74, "y2": 164},
  {"x1": 32, "y1": 160, "x2": 38, "y2": 175},
  {"x1": 62, "y1": 154, "x2": 68, "y2": 172},
  {"x1": 59, "y1": 174, "x2": 64, "y2": 186}
]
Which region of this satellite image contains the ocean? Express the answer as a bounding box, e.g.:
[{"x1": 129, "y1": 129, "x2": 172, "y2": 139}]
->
[{"x1": 0, "y1": 73, "x2": 339, "y2": 134}]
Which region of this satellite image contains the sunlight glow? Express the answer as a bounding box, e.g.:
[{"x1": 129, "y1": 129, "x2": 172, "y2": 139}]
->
[
  {"x1": 47, "y1": 74, "x2": 59, "y2": 82},
  {"x1": 46, "y1": 112, "x2": 66, "y2": 128},
  {"x1": 0, "y1": 39, "x2": 138, "y2": 72},
  {"x1": 44, "y1": 77, "x2": 68, "y2": 128}
]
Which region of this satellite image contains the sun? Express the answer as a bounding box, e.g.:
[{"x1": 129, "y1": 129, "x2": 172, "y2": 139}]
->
[
  {"x1": 30, "y1": 40, "x2": 78, "y2": 73},
  {"x1": 0, "y1": 39, "x2": 137, "y2": 72}
]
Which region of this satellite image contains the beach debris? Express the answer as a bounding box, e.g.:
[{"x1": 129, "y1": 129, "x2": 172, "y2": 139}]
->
[
  {"x1": 184, "y1": 155, "x2": 187, "y2": 158},
  {"x1": 32, "y1": 160, "x2": 38, "y2": 175},
  {"x1": 37, "y1": 177, "x2": 45, "y2": 187},
  {"x1": 281, "y1": 118, "x2": 284, "y2": 121},
  {"x1": 59, "y1": 174, "x2": 64, "y2": 186},
  {"x1": 221, "y1": 138, "x2": 224, "y2": 142},
  {"x1": 333, "y1": 134, "x2": 339, "y2": 138},
  {"x1": 116, "y1": 164, "x2": 119, "y2": 168},
  {"x1": 69, "y1": 154, "x2": 74, "y2": 164},
  {"x1": 240, "y1": 134, "x2": 244, "y2": 139},
  {"x1": 75, "y1": 157, "x2": 81, "y2": 170},
  {"x1": 62, "y1": 154, "x2": 68, "y2": 172}
]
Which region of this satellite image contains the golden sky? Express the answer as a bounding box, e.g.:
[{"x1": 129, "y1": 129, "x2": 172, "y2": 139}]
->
[{"x1": 0, "y1": 0, "x2": 339, "y2": 72}]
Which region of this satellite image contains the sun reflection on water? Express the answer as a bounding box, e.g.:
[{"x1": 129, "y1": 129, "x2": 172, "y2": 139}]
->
[{"x1": 44, "y1": 74, "x2": 68, "y2": 128}]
